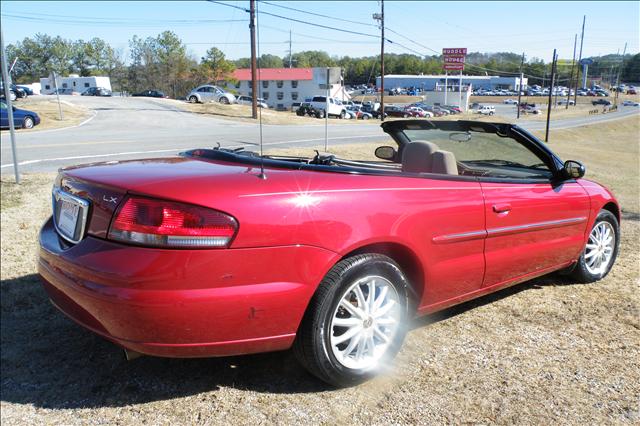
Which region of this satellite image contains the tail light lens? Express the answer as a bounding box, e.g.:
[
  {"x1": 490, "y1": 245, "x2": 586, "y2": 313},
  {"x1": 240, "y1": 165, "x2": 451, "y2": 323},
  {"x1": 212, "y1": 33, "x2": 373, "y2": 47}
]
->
[{"x1": 108, "y1": 196, "x2": 238, "y2": 248}]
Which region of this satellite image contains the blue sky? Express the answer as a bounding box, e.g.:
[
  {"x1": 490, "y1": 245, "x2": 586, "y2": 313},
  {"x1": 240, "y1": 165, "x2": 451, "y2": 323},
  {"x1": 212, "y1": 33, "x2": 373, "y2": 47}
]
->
[{"x1": 1, "y1": 1, "x2": 638, "y2": 63}]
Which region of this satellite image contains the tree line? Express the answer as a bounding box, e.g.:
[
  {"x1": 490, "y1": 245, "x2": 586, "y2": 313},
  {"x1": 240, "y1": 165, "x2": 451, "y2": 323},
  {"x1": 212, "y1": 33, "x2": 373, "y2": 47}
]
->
[{"x1": 6, "y1": 31, "x2": 639, "y2": 97}]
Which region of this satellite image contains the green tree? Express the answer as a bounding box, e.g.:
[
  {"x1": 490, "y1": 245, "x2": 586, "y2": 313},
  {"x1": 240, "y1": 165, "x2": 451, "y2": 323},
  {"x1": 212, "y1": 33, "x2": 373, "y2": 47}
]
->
[{"x1": 200, "y1": 47, "x2": 235, "y2": 83}]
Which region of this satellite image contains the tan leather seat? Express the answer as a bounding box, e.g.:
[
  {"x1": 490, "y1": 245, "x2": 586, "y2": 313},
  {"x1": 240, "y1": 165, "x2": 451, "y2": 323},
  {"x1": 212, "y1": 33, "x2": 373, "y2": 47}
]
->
[
  {"x1": 401, "y1": 140, "x2": 438, "y2": 173},
  {"x1": 431, "y1": 150, "x2": 459, "y2": 175},
  {"x1": 402, "y1": 141, "x2": 458, "y2": 175}
]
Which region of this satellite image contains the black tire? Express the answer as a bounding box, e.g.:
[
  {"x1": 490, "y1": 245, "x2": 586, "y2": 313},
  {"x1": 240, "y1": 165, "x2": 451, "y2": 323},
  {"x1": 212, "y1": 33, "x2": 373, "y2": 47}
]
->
[
  {"x1": 403, "y1": 113, "x2": 409, "y2": 118},
  {"x1": 22, "y1": 116, "x2": 35, "y2": 129},
  {"x1": 296, "y1": 109, "x2": 305, "y2": 117},
  {"x1": 316, "y1": 110, "x2": 325, "y2": 119},
  {"x1": 293, "y1": 253, "x2": 410, "y2": 387},
  {"x1": 570, "y1": 209, "x2": 620, "y2": 283},
  {"x1": 219, "y1": 96, "x2": 230, "y2": 105},
  {"x1": 189, "y1": 95, "x2": 198, "y2": 103},
  {"x1": 362, "y1": 115, "x2": 370, "y2": 120},
  {"x1": 339, "y1": 110, "x2": 346, "y2": 119}
]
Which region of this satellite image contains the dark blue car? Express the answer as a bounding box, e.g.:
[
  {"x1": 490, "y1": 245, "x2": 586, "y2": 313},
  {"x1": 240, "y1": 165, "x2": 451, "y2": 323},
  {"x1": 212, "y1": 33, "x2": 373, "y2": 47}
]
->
[{"x1": 0, "y1": 101, "x2": 41, "y2": 129}]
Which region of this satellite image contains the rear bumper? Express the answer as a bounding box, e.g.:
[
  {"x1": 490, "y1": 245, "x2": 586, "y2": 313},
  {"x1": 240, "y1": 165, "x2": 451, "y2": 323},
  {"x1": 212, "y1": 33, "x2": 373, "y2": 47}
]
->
[{"x1": 38, "y1": 217, "x2": 337, "y2": 357}]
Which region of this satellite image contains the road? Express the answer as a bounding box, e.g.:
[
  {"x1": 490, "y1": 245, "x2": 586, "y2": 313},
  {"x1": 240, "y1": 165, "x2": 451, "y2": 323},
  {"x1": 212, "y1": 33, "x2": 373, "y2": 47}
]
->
[{"x1": 1, "y1": 96, "x2": 638, "y2": 173}]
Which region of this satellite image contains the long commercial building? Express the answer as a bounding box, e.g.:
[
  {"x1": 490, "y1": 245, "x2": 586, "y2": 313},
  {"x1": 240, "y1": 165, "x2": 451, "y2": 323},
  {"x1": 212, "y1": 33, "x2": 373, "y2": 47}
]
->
[
  {"x1": 228, "y1": 67, "x2": 350, "y2": 110},
  {"x1": 376, "y1": 74, "x2": 527, "y2": 91}
]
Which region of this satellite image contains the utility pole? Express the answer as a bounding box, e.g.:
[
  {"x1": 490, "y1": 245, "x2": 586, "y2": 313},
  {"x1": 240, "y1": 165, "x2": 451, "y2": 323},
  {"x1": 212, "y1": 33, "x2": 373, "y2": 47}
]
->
[
  {"x1": 566, "y1": 34, "x2": 577, "y2": 109},
  {"x1": 373, "y1": 1, "x2": 384, "y2": 121},
  {"x1": 573, "y1": 15, "x2": 585, "y2": 105},
  {"x1": 614, "y1": 42, "x2": 627, "y2": 106},
  {"x1": 288, "y1": 30, "x2": 293, "y2": 68},
  {"x1": 517, "y1": 52, "x2": 524, "y2": 119},
  {"x1": 1, "y1": 28, "x2": 20, "y2": 183},
  {"x1": 545, "y1": 49, "x2": 557, "y2": 143},
  {"x1": 249, "y1": 0, "x2": 258, "y2": 119}
]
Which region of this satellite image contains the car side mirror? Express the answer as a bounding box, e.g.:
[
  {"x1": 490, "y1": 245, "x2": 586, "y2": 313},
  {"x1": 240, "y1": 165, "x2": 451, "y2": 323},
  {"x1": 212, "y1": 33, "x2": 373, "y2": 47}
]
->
[
  {"x1": 562, "y1": 160, "x2": 586, "y2": 179},
  {"x1": 375, "y1": 146, "x2": 397, "y2": 161}
]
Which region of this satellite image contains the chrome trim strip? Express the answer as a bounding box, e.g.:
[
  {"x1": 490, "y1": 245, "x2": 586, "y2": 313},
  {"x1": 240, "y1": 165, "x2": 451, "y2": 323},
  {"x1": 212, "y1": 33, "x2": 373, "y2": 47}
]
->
[
  {"x1": 432, "y1": 216, "x2": 587, "y2": 244},
  {"x1": 487, "y1": 216, "x2": 587, "y2": 237},
  {"x1": 432, "y1": 230, "x2": 487, "y2": 244},
  {"x1": 52, "y1": 187, "x2": 90, "y2": 244}
]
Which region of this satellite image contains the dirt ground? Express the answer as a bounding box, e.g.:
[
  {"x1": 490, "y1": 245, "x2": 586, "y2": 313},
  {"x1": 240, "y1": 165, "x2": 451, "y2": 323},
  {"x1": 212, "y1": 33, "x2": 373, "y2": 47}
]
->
[
  {"x1": 0, "y1": 97, "x2": 91, "y2": 132},
  {"x1": 1, "y1": 117, "x2": 638, "y2": 425}
]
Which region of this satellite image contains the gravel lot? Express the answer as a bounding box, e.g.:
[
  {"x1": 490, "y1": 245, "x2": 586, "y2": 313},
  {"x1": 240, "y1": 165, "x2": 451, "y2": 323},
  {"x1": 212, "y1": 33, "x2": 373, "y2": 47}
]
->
[{"x1": 1, "y1": 118, "x2": 638, "y2": 425}]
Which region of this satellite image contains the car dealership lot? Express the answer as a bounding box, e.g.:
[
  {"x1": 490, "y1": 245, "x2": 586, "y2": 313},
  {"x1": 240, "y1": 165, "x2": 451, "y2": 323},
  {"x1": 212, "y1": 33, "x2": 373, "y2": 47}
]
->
[
  {"x1": 1, "y1": 115, "x2": 638, "y2": 424},
  {"x1": 1, "y1": 96, "x2": 639, "y2": 173}
]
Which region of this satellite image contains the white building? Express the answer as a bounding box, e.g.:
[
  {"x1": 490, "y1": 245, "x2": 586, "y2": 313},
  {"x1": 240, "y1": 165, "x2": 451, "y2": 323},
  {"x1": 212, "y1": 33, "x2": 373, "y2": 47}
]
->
[
  {"x1": 227, "y1": 67, "x2": 350, "y2": 110},
  {"x1": 39, "y1": 74, "x2": 112, "y2": 94},
  {"x1": 377, "y1": 74, "x2": 528, "y2": 91}
]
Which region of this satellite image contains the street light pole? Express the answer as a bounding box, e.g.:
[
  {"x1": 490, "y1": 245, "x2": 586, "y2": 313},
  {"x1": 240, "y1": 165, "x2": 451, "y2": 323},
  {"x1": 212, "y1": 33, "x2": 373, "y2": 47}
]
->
[
  {"x1": 373, "y1": 1, "x2": 384, "y2": 121},
  {"x1": 1, "y1": 28, "x2": 20, "y2": 183}
]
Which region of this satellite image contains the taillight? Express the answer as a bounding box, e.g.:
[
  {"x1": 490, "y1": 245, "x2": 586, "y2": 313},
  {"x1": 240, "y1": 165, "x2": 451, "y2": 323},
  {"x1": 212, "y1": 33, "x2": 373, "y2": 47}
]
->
[{"x1": 108, "y1": 196, "x2": 238, "y2": 248}]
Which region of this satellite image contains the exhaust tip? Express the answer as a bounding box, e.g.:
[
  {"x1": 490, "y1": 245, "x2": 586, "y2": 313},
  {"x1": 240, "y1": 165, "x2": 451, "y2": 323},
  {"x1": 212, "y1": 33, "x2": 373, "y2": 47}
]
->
[{"x1": 123, "y1": 349, "x2": 143, "y2": 361}]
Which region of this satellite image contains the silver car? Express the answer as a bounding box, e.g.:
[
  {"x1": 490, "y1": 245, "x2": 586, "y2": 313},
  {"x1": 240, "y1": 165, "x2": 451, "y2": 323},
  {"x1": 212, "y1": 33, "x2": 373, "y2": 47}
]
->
[
  {"x1": 187, "y1": 85, "x2": 236, "y2": 104},
  {"x1": 237, "y1": 95, "x2": 268, "y2": 108}
]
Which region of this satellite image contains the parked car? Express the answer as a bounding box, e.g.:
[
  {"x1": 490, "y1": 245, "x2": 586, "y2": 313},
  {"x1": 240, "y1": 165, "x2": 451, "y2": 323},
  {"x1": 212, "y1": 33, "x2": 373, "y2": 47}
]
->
[
  {"x1": 309, "y1": 96, "x2": 348, "y2": 119},
  {"x1": 82, "y1": 87, "x2": 112, "y2": 97},
  {"x1": 187, "y1": 85, "x2": 236, "y2": 104},
  {"x1": 236, "y1": 95, "x2": 268, "y2": 108},
  {"x1": 347, "y1": 105, "x2": 373, "y2": 120},
  {"x1": 38, "y1": 119, "x2": 620, "y2": 387},
  {"x1": 0, "y1": 100, "x2": 41, "y2": 129},
  {"x1": 405, "y1": 106, "x2": 433, "y2": 118},
  {"x1": 296, "y1": 102, "x2": 324, "y2": 118},
  {"x1": 592, "y1": 99, "x2": 612, "y2": 106},
  {"x1": 594, "y1": 89, "x2": 610, "y2": 97},
  {"x1": 132, "y1": 90, "x2": 167, "y2": 98},
  {"x1": 16, "y1": 85, "x2": 34, "y2": 96},
  {"x1": 477, "y1": 105, "x2": 496, "y2": 115},
  {"x1": 0, "y1": 85, "x2": 17, "y2": 101},
  {"x1": 291, "y1": 102, "x2": 302, "y2": 112},
  {"x1": 519, "y1": 103, "x2": 542, "y2": 114},
  {"x1": 50, "y1": 88, "x2": 81, "y2": 96},
  {"x1": 622, "y1": 100, "x2": 639, "y2": 106},
  {"x1": 503, "y1": 99, "x2": 518, "y2": 105},
  {"x1": 383, "y1": 106, "x2": 413, "y2": 118},
  {"x1": 626, "y1": 88, "x2": 637, "y2": 95},
  {"x1": 10, "y1": 84, "x2": 28, "y2": 99},
  {"x1": 557, "y1": 99, "x2": 575, "y2": 106}
]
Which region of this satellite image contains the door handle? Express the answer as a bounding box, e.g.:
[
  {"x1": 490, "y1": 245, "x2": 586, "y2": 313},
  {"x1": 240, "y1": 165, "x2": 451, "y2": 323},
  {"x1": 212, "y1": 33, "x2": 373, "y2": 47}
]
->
[{"x1": 493, "y1": 203, "x2": 512, "y2": 214}]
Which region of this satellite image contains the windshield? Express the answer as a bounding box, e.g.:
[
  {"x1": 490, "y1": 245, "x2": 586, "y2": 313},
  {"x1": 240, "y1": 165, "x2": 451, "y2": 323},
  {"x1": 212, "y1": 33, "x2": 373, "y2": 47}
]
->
[
  {"x1": 402, "y1": 127, "x2": 552, "y2": 178},
  {"x1": 195, "y1": 121, "x2": 553, "y2": 180}
]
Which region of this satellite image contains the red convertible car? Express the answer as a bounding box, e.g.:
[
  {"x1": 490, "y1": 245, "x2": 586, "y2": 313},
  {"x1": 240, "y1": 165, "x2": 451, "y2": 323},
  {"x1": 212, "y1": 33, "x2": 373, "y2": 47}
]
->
[{"x1": 39, "y1": 120, "x2": 620, "y2": 387}]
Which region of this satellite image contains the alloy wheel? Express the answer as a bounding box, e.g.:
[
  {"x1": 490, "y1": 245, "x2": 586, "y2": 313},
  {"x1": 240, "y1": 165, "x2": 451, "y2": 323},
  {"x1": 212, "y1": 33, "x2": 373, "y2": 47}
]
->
[
  {"x1": 330, "y1": 275, "x2": 401, "y2": 370},
  {"x1": 584, "y1": 221, "x2": 615, "y2": 275}
]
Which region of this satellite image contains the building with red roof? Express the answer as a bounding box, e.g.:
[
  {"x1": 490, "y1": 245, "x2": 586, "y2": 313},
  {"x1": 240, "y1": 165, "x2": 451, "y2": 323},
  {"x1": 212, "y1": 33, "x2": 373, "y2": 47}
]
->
[{"x1": 226, "y1": 67, "x2": 350, "y2": 110}]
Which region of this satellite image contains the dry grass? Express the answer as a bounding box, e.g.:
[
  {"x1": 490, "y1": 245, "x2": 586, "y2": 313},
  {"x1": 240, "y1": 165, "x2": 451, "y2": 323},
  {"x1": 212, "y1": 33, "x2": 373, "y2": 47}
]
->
[
  {"x1": 177, "y1": 100, "x2": 323, "y2": 125},
  {"x1": 1, "y1": 118, "x2": 639, "y2": 425},
  {"x1": 0, "y1": 97, "x2": 91, "y2": 132},
  {"x1": 532, "y1": 115, "x2": 640, "y2": 214}
]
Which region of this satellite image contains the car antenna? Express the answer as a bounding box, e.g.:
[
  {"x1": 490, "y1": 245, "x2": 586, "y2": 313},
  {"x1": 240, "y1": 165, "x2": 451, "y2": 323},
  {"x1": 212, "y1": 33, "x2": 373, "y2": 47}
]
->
[{"x1": 255, "y1": 1, "x2": 266, "y2": 180}]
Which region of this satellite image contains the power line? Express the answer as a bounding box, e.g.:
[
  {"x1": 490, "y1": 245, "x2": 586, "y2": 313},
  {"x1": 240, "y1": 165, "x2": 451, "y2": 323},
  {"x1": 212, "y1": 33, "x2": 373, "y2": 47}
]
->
[
  {"x1": 1, "y1": 13, "x2": 246, "y2": 26},
  {"x1": 385, "y1": 27, "x2": 440, "y2": 55},
  {"x1": 207, "y1": 1, "x2": 380, "y2": 38},
  {"x1": 260, "y1": 1, "x2": 377, "y2": 28}
]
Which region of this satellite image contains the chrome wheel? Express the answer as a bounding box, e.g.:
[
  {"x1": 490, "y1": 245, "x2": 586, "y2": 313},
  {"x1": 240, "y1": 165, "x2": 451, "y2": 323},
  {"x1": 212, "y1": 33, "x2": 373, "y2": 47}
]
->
[
  {"x1": 330, "y1": 275, "x2": 401, "y2": 370},
  {"x1": 585, "y1": 221, "x2": 615, "y2": 275}
]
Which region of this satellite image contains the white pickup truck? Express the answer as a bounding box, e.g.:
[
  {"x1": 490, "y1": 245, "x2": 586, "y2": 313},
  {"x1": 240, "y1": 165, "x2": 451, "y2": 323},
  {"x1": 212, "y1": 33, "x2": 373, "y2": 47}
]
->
[
  {"x1": 309, "y1": 96, "x2": 348, "y2": 119},
  {"x1": 477, "y1": 105, "x2": 496, "y2": 115}
]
